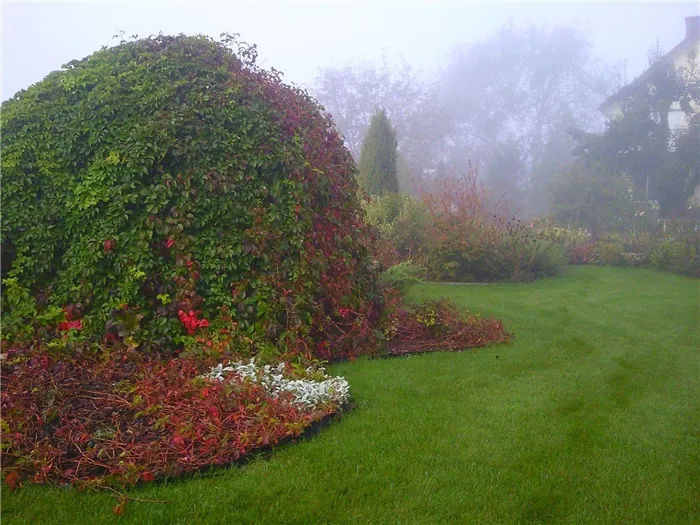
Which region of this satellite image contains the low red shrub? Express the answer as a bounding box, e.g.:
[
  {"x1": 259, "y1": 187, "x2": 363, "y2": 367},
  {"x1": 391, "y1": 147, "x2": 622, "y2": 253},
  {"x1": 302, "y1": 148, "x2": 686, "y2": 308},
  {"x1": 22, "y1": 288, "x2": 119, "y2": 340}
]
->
[
  {"x1": 0, "y1": 347, "x2": 338, "y2": 488},
  {"x1": 385, "y1": 299, "x2": 510, "y2": 356},
  {"x1": 1, "y1": 293, "x2": 510, "y2": 489},
  {"x1": 569, "y1": 241, "x2": 599, "y2": 265}
]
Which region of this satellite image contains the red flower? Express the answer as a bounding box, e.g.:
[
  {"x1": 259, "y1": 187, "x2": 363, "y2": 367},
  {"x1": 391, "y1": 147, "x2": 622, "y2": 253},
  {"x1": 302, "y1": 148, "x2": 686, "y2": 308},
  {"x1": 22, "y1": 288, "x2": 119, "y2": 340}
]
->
[{"x1": 166, "y1": 238, "x2": 175, "y2": 249}]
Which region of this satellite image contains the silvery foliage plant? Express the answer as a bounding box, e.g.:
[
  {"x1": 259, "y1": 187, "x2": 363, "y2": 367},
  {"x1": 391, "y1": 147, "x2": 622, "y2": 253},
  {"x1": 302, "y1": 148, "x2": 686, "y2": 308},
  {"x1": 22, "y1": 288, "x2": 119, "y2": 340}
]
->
[{"x1": 204, "y1": 358, "x2": 350, "y2": 410}]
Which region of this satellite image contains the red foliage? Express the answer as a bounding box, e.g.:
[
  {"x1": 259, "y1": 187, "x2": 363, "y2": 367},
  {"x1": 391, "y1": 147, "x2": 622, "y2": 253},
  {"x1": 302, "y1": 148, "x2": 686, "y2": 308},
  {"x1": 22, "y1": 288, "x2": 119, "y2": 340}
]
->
[
  {"x1": 0, "y1": 348, "x2": 338, "y2": 487},
  {"x1": 58, "y1": 320, "x2": 82, "y2": 332},
  {"x1": 383, "y1": 165, "x2": 546, "y2": 282},
  {"x1": 113, "y1": 498, "x2": 127, "y2": 516},
  {"x1": 569, "y1": 241, "x2": 598, "y2": 265},
  {"x1": 56, "y1": 306, "x2": 83, "y2": 332},
  {"x1": 3, "y1": 471, "x2": 19, "y2": 491},
  {"x1": 419, "y1": 166, "x2": 500, "y2": 235},
  {"x1": 385, "y1": 298, "x2": 511, "y2": 356},
  {"x1": 250, "y1": 75, "x2": 382, "y2": 361},
  {"x1": 177, "y1": 310, "x2": 210, "y2": 335}
]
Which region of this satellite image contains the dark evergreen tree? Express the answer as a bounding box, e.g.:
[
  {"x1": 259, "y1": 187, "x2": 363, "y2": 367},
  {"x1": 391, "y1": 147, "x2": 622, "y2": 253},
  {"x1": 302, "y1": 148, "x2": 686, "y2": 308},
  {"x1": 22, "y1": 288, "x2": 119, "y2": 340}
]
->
[{"x1": 358, "y1": 109, "x2": 399, "y2": 195}]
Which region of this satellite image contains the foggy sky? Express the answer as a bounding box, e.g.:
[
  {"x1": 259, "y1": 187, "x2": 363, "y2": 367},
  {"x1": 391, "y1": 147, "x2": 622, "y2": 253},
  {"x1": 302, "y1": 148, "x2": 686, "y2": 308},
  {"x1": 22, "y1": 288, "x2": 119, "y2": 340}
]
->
[{"x1": 2, "y1": 2, "x2": 699, "y2": 102}]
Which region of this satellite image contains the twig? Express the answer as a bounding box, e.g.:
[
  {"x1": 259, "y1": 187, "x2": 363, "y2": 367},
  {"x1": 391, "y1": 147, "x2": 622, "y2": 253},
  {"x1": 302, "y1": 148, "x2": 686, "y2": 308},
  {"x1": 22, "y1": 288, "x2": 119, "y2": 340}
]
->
[{"x1": 99, "y1": 485, "x2": 169, "y2": 504}]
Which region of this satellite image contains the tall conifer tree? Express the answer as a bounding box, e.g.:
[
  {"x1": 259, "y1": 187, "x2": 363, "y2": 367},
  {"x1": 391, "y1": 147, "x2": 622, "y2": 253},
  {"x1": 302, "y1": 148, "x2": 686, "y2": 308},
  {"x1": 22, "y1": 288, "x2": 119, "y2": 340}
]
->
[{"x1": 358, "y1": 109, "x2": 399, "y2": 195}]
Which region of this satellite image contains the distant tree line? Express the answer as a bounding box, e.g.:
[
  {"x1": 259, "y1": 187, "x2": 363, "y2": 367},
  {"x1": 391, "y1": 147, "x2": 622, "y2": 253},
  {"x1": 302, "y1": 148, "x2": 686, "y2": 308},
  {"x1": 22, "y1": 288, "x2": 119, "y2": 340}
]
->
[{"x1": 312, "y1": 22, "x2": 699, "y2": 227}]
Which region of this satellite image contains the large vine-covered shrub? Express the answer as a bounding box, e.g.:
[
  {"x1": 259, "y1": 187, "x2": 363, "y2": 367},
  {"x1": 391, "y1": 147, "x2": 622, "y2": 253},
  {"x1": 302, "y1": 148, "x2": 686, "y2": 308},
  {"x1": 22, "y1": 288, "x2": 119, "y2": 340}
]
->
[
  {"x1": 1, "y1": 34, "x2": 380, "y2": 359},
  {"x1": 0, "y1": 34, "x2": 515, "y2": 492}
]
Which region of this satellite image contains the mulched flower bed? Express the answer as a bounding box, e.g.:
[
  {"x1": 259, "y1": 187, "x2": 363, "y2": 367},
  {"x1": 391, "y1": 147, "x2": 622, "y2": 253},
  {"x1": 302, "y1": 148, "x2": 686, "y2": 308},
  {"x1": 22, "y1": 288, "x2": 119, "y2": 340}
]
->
[
  {"x1": 386, "y1": 299, "x2": 511, "y2": 356},
  {"x1": 0, "y1": 298, "x2": 510, "y2": 491},
  {"x1": 0, "y1": 348, "x2": 348, "y2": 489}
]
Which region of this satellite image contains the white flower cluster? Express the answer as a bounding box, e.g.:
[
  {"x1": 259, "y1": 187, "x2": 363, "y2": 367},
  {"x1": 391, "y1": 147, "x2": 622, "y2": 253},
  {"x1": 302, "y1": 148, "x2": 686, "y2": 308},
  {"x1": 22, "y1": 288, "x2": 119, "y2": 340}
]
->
[
  {"x1": 622, "y1": 252, "x2": 646, "y2": 266},
  {"x1": 204, "y1": 359, "x2": 350, "y2": 410}
]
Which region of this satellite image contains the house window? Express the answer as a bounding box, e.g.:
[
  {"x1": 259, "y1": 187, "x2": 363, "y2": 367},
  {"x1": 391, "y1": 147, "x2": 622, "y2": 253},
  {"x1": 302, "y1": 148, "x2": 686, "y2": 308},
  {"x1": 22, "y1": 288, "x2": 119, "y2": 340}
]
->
[{"x1": 668, "y1": 104, "x2": 687, "y2": 151}]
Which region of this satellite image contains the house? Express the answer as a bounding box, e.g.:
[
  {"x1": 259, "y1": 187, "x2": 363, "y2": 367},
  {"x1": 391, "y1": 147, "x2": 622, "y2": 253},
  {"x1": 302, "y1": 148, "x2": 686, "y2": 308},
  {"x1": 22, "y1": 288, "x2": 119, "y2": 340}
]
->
[
  {"x1": 599, "y1": 16, "x2": 699, "y2": 205},
  {"x1": 600, "y1": 15, "x2": 700, "y2": 134}
]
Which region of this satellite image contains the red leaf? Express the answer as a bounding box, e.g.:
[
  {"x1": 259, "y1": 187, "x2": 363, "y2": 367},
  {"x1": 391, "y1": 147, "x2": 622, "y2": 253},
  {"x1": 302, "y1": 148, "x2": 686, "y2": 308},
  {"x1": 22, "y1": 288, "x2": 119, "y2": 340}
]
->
[
  {"x1": 103, "y1": 239, "x2": 115, "y2": 253},
  {"x1": 4, "y1": 471, "x2": 19, "y2": 491},
  {"x1": 113, "y1": 497, "x2": 127, "y2": 516},
  {"x1": 58, "y1": 320, "x2": 82, "y2": 332},
  {"x1": 207, "y1": 405, "x2": 220, "y2": 420}
]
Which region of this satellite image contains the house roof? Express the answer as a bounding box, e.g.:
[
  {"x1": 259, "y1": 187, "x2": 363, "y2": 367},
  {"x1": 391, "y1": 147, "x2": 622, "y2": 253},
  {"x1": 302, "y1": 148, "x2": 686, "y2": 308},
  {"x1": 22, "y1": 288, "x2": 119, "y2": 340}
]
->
[{"x1": 600, "y1": 16, "x2": 700, "y2": 114}]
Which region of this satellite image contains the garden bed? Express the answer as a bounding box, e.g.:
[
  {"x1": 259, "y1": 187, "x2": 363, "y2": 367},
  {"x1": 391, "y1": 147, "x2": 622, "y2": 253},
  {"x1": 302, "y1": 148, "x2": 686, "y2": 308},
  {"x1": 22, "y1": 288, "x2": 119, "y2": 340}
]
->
[
  {"x1": 0, "y1": 349, "x2": 349, "y2": 489},
  {"x1": 1, "y1": 298, "x2": 510, "y2": 491},
  {"x1": 385, "y1": 299, "x2": 511, "y2": 356}
]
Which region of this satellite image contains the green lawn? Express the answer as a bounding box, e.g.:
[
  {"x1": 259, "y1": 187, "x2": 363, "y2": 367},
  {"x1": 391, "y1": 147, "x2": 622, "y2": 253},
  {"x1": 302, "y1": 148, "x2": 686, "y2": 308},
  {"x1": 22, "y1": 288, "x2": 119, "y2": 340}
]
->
[{"x1": 3, "y1": 266, "x2": 699, "y2": 524}]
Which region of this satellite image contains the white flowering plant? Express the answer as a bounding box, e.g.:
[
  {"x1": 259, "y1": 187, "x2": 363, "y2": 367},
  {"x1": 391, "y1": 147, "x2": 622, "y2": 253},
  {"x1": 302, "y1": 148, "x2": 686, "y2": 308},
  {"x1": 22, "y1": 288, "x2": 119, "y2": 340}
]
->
[{"x1": 203, "y1": 358, "x2": 350, "y2": 412}]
